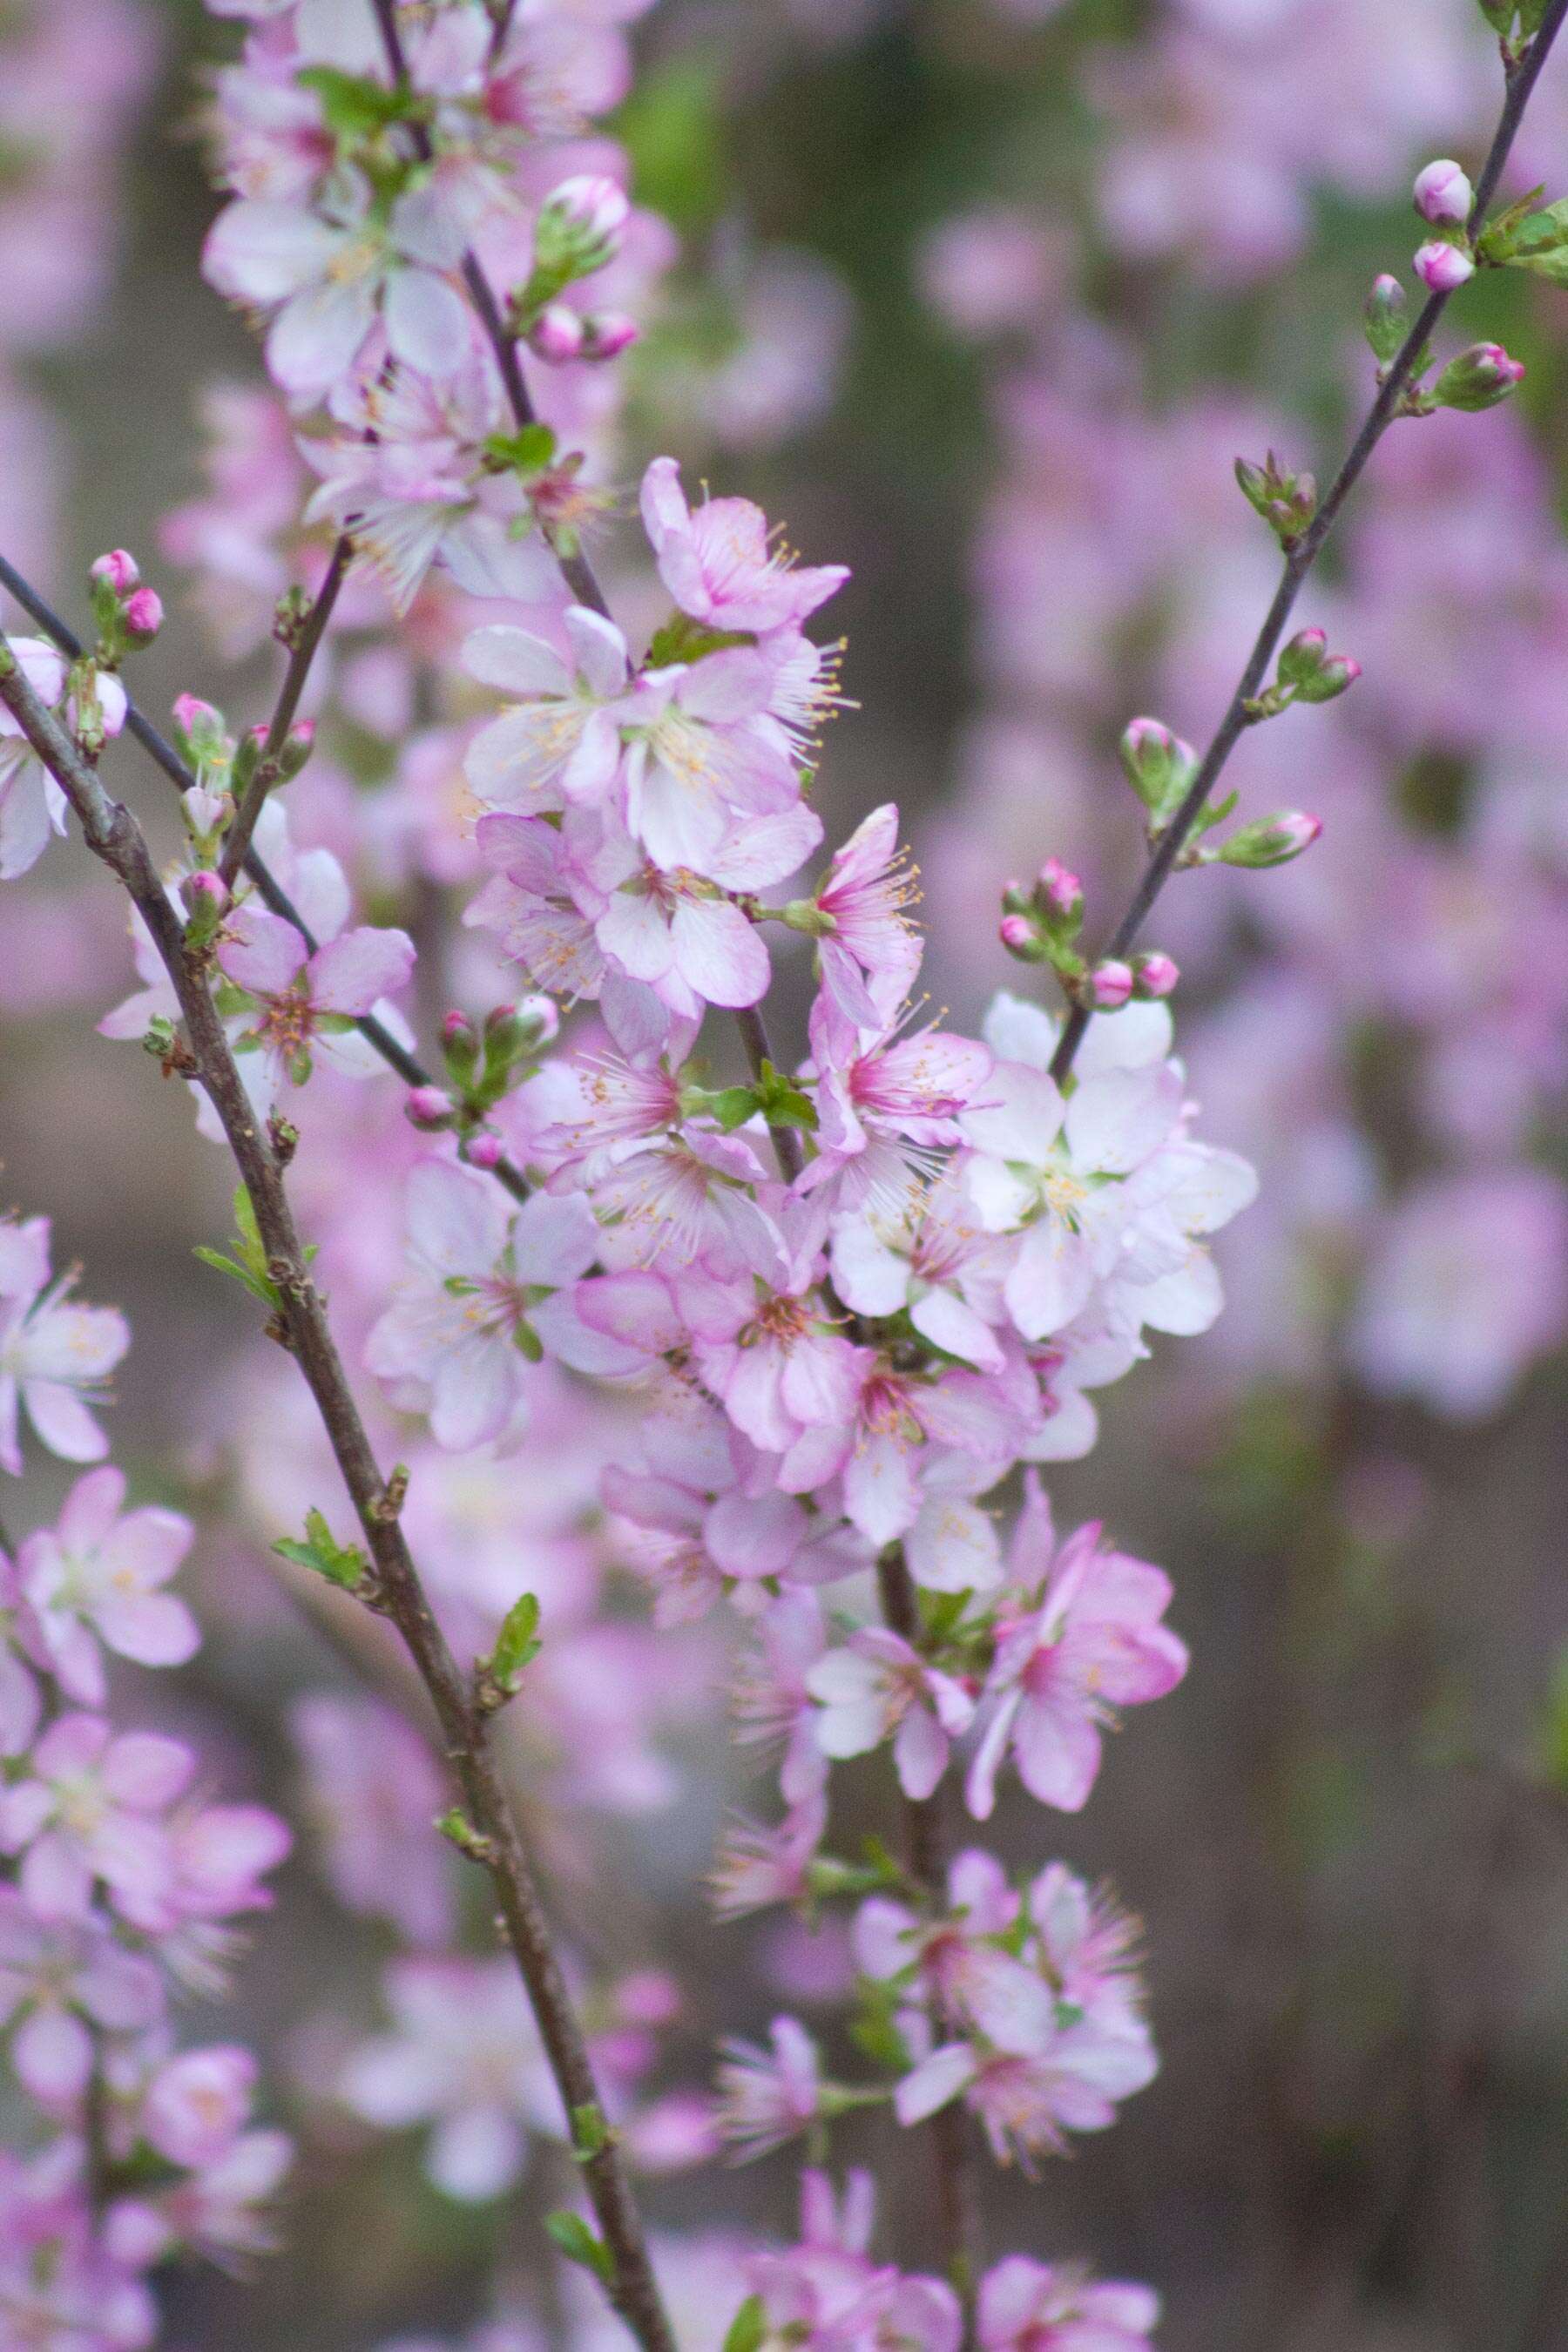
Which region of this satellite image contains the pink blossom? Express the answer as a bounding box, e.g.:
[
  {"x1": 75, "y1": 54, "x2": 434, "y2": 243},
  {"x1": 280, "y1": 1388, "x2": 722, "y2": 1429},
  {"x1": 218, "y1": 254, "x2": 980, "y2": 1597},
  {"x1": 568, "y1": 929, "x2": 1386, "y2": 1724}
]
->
[
  {"x1": 801, "y1": 803, "x2": 923, "y2": 1037},
  {"x1": 640, "y1": 456, "x2": 848, "y2": 633},
  {"x1": 16, "y1": 1465, "x2": 197, "y2": 1706},
  {"x1": 0, "y1": 1890, "x2": 163, "y2": 2107},
  {"x1": 620, "y1": 651, "x2": 802, "y2": 878},
  {"x1": 341, "y1": 1957, "x2": 564, "y2": 2202},
  {"x1": 365, "y1": 1159, "x2": 601, "y2": 1450},
  {"x1": 0, "y1": 1712, "x2": 189, "y2": 1927},
  {"x1": 0, "y1": 1215, "x2": 129, "y2": 1477},
  {"x1": 463, "y1": 608, "x2": 632, "y2": 812},
  {"x1": 140, "y1": 2046, "x2": 257, "y2": 2168},
  {"x1": 830, "y1": 1188, "x2": 1010, "y2": 1372},
  {"x1": 466, "y1": 812, "x2": 608, "y2": 1003},
  {"x1": 895, "y1": 2002, "x2": 1158, "y2": 2168},
  {"x1": 964, "y1": 1495, "x2": 1186, "y2": 1819},
  {"x1": 854, "y1": 1854, "x2": 1057, "y2": 2058},
  {"x1": 796, "y1": 998, "x2": 993, "y2": 1233},
  {"x1": 743, "y1": 2167, "x2": 963, "y2": 2350},
  {"x1": 807, "y1": 1627, "x2": 976, "y2": 1799},
  {"x1": 217, "y1": 904, "x2": 416, "y2": 1092},
  {"x1": 715, "y1": 2014, "x2": 822, "y2": 2157},
  {"x1": 977, "y1": 2255, "x2": 1159, "y2": 2350}
]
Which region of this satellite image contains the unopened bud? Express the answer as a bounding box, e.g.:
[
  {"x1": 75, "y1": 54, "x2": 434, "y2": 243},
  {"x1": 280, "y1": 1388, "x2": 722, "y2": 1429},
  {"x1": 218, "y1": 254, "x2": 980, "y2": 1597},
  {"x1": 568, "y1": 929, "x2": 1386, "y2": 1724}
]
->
[
  {"x1": 534, "y1": 174, "x2": 630, "y2": 277},
  {"x1": 1414, "y1": 239, "x2": 1474, "y2": 294},
  {"x1": 274, "y1": 720, "x2": 314, "y2": 782},
  {"x1": 1364, "y1": 274, "x2": 1409, "y2": 365},
  {"x1": 1278, "y1": 629, "x2": 1361, "y2": 704},
  {"x1": 1217, "y1": 811, "x2": 1322, "y2": 868},
  {"x1": 172, "y1": 694, "x2": 226, "y2": 761},
  {"x1": 405, "y1": 1085, "x2": 456, "y2": 1132},
  {"x1": 515, "y1": 993, "x2": 560, "y2": 1046},
  {"x1": 1413, "y1": 159, "x2": 1473, "y2": 228},
  {"x1": 467, "y1": 1132, "x2": 503, "y2": 1169},
  {"x1": 578, "y1": 311, "x2": 639, "y2": 362},
  {"x1": 1119, "y1": 716, "x2": 1198, "y2": 827},
  {"x1": 90, "y1": 549, "x2": 140, "y2": 594},
  {"x1": 1132, "y1": 950, "x2": 1179, "y2": 999},
  {"x1": 442, "y1": 1010, "x2": 480, "y2": 1082},
  {"x1": 1033, "y1": 855, "x2": 1084, "y2": 927},
  {"x1": 1432, "y1": 340, "x2": 1526, "y2": 412},
  {"x1": 528, "y1": 302, "x2": 585, "y2": 363},
  {"x1": 999, "y1": 911, "x2": 1050, "y2": 963},
  {"x1": 180, "y1": 868, "x2": 228, "y2": 945},
  {"x1": 122, "y1": 587, "x2": 164, "y2": 645},
  {"x1": 1086, "y1": 958, "x2": 1134, "y2": 1010}
]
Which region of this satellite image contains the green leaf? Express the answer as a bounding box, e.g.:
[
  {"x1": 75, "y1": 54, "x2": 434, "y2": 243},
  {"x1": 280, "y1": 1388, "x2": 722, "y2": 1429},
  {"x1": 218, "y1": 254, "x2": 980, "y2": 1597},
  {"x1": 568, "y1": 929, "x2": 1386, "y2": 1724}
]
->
[
  {"x1": 193, "y1": 1246, "x2": 278, "y2": 1312},
  {"x1": 483, "y1": 423, "x2": 558, "y2": 476},
  {"x1": 571, "y1": 2100, "x2": 612, "y2": 2160},
  {"x1": 722, "y1": 2295, "x2": 769, "y2": 2352},
  {"x1": 709, "y1": 1085, "x2": 762, "y2": 1132},
  {"x1": 545, "y1": 2210, "x2": 615, "y2": 2286},
  {"x1": 489, "y1": 1592, "x2": 543, "y2": 1692},
  {"x1": 645, "y1": 612, "x2": 755, "y2": 667},
  {"x1": 273, "y1": 1506, "x2": 368, "y2": 1592},
  {"x1": 296, "y1": 64, "x2": 411, "y2": 142},
  {"x1": 1490, "y1": 193, "x2": 1568, "y2": 280}
]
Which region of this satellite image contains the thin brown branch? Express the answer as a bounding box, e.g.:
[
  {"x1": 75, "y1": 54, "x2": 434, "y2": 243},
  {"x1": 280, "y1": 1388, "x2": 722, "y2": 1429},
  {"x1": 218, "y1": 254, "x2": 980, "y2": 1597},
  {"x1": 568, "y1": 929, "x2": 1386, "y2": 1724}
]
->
[
  {"x1": 218, "y1": 534, "x2": 351, "y2": 890},
  {"x1": 0, "y1": 550, "x2": 535, "y2": 1211},
  {"x1": 0, "y1": 632, "x2": 676, "y2": 2352},
  {"x1": 1049, "y1": 0, "x2": 1568, "y2": 1088}
]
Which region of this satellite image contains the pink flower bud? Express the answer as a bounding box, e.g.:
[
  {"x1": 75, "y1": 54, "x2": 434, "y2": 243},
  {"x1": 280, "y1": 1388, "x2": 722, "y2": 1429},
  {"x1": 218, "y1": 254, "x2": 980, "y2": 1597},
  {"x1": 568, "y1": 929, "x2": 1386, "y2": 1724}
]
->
[
  {"x1": 172, "y1": 693, "x2": 221, "y2": 736},
  {"x1": 1132, "y1": 950, "x2": 1179, "y2": 999},
  {"x1": 123, "y1": 587, "x2": 164, "y2": 643},
  {"x1": 1087, "y1": 958, "x2": 1134, "y2": 1010},
  {"x1": 90, "y1": 549, "x2": 140, "y2": 594},
  {"x1": 579, "y1": 311, "x2": 639, "y2": 362},
  {"x1": 528, "y1": 302, "x2": 585, "y2": 363},
  {"x1": 405, "y1": 1085, "x2": 455, "y2": 1131},
  {"x1": 181, "y1": 869, "x2": 228, "y2": 917},
  {"x1": 443, "y1": 1009, "x2": 476, "y2": 1047},
  {"x1": 516, "y1": 993, "x2": 560, "y2": 1044},
  {"x1": 1414, "y1": 240, "x2": 1474, "y2": 294},
  {"x1": 467, "y1": 1132, "x2": 504, "y2": 1169},
  {"x1": 1412, "y1": 159, "x2": 1472, "y2": 228},
  {"x1": 542, "y1": 172, "x2": 631, "y2": 252},
  {"x1": 1034, "y1": 855, "x2": 1084, "y2": 923},
  {"x1": 999, "y1": 912, "x2": 1037, "y2": 954}
]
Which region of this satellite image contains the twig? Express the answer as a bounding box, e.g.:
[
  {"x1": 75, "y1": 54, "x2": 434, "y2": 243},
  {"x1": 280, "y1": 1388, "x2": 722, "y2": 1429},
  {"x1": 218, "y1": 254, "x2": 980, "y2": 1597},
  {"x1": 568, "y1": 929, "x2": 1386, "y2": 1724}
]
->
[
  {"x1": 0, "y1": 632, "x2": 677, "y2": 2352},
  {"x1": 0, "y1": 551, "x2": 534, "y2": 1210},
  {"x1": 1048, "y1": 0, "x2": 1568, "y2": 1089},
  {"x1": 218, "y1": 534, "x2": 350, "y2": 889}
]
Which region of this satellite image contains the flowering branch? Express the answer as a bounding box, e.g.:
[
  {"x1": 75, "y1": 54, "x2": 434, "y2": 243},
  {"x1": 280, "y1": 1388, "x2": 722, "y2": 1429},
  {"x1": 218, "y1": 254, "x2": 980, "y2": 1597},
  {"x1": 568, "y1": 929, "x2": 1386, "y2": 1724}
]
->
[
  {"x1": 1048, "y1": 0, "x2": 1568, "y2": 1087},
  {"x1": 0, "y1": 632, "x2": 677, "y2": 2352},
  {"x1": 216, "y1": 531, "x2": 350, "y2": 890}
]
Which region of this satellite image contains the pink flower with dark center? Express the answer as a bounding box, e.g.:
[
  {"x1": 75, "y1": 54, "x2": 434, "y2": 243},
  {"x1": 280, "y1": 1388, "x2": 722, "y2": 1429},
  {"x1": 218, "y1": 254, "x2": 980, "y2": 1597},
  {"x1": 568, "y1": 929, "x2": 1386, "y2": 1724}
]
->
[
  {"x1": 801, "y1": 802, "x2": 923, "y2": 1040},
  {"x1": 217, "y1": 905, "x2": 416, "y2": 1091},
  {"x1": 807, "y1": 1627, "x2": 975, "y2": 1800},
  {"x1": 715, "y1": 2014, "x2": 823, "y2": 2157},
  {"x1": 0, "y1": 1215, "x2": 128, "y2": 1477},
  {"x1": 977, "y1": 2254, "x2": 1159, "y2": 2350},
  {"x1": 17, "y1": 1464, "x2": 197, "y2": 1707}
]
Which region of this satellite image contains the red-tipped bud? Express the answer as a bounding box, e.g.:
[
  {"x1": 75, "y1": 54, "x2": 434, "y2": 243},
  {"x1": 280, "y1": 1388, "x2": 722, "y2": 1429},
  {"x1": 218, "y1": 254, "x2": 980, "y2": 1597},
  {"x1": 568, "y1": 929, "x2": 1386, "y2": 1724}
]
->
[
  {"x1": 578, "y1": 310, "x2": 639, "y2": 362},
  {"x1": 528, "y1": 303, "x2": 585, "y2": 363},
  {"x1": 405, "y1": 1085, "x2": 456, "y2": 1132},
  {"x1": 467, "y1": 1132, "x2": 504, "y2": 1169},
  {"x1": 1086, "y1": 958, "x2": 1134, "y2": 1010},
  {"x1": 515, "y1": 993, "x2": 560, "y2": 1045},
  {"x1": 90, "y1": 549, "x2": 140, "y2": 594},
  {"x1": 999, "y1": 912, "x2": 1049, "y2": 963},
  {"x1": 1034, "y1": 855, "x2": 1084, "y2": 925},
  {"x1": 1432, "y1": 341, "x2": 1526, "y2": 412},
  {"x1": 1218, "y1": 811, "x2": 1322, "y2": 868},
  {"x1": 122, "y1": 587, "x2": 164, "y2": 645},
  {"x1": 182, "y1": 869, "x2": 229, "y2": 917},
  {"x1": 1132, "y1": 950, "x2": 1179, "y2": 999},
  {"x1": 1119, "y1": 716, "x2": 1197, "y2": 826}
]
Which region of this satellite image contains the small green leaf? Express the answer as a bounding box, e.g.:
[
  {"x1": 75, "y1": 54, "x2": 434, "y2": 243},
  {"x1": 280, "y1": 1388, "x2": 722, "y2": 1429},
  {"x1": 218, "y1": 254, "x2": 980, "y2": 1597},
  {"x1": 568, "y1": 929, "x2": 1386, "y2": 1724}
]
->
[
  {"x1": 273, "y1": 1505, "x2": 368, "y2": 1591},
  {"x1": 296, "y1": 64, "x2": 411, "y2": 142},
  {"x1": 722, "y1": 2295, "x2": 769, "y2": 2352},
  {"x1": 483, "y1": 423, "x2": 558, "y2": 476},
  {"x1": 571, "y1": 2100, "x2": 612, "y2": 2160},
  {"x1": 545, "y1": 2210, "x2": 615, "y2": 2285},
  {"x1": 489, "y1": 1592, "x2": 543, "y2": 1693},
  {"x1": 709, "y1": 1085, "x2": 761, "y2": 1132},
  {"x1": 193, "y1": 1246, "x2": 278, "y2": 1312},
  {"x1": 645, "y1": 612, "x2": 755, "y2": 667}
]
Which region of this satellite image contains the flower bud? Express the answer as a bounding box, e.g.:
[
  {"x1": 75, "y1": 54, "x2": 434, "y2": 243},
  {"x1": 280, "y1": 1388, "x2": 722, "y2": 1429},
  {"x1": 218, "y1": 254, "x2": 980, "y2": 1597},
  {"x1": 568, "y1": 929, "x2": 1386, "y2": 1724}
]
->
[
  {"x1": 528, "y1": 302, "x2": 585, "y2": 363},
  {"x1": 1413, "y1": 159, "x2": 1473, "y2": 228},
  {"x1": 515, "y1": 993, "x2": 560, "y2": 1046},
  {"x1": 533, "y1": 174, "x2": 631, "y2": 278},
  {"x1": 172, "y1": 693, "x2": 227, "y2": 761},
  {"x1": 1086, "y1": 958, "x2": 1134, "y2": 1010},
  {"x1": 180, "y1": 868, "x2": 228, "y2": 946},
  {"x1": 274, "y1": 719, "x2": 315, "y2": 782},
  {"x1": 1414, "y1": 239, "x2": 1475, "y2": 294},
  {"x1": 578, "y1": 311, "x2": 639, "y2": 362},
  {"x1": 1432, "y1": 341, "x2": 1526, "y2": 412},
  {"x1": 1217, "y1": 811, "x2": 1322, "y2": 868},
  {"x1": 467, "y1": 1132, "x2": 503, "y2": 1169},
  {"x1": 1364, "y1": 274, "x2": 1409, "y2": 365},
  {"x1": 1119, "y1": 716, "x2": 1197, "y2": 827},
  {"x1": 122, "y1": 586, "x2": 164, "y2": 645},
  {"x1": 442, "y1": 1010, "x2": 480, "y2": 1083},
  {"x1": 1132, "y1": 950, "x2": 1179, "y2": 999},
  {"x1": 1278, "y1": 629, "x2": 1361, "y2": 704},
  {"x1": 999, "y1": 911, "x2": 1050, "y2": 963},
  {"x1": 90, "y1": 549, "x2": 140, "y2": 594},
  {"x1": 1033, "y1": 855, "x2": 1084, "y2": 927},
  {"x1": 405, "y1": 1085, "x2": 456, "y2": 1132}
]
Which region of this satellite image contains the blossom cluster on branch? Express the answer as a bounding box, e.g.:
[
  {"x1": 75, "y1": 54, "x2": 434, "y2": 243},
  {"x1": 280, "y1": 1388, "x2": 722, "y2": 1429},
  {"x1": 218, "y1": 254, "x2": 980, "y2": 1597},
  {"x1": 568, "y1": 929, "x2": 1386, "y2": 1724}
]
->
[{"x1": 0, "y1": 0, "x2": 1565, "y2": 2347}]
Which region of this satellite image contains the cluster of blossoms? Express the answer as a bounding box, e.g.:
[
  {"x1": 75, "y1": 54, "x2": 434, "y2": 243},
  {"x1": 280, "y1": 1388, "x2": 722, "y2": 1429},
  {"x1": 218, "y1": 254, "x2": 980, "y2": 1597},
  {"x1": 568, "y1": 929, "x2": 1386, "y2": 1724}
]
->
[
  {"x1": 0, "y1": 1216, "x2": 291, "y2": 2344},
  {"x1": 0, "y1": 0, "x2": 1563, "y2": 2345}
]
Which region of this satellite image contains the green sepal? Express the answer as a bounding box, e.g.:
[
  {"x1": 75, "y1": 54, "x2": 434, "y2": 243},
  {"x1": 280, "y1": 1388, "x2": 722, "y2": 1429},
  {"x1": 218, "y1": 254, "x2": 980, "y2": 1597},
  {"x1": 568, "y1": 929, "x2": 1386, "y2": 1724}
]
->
[
  {"x1": 645, "y1": 613, "x2": 756, "y2": 667},
  {"x1": 722, "y1": 2295, "x2": 769, "y2": 2352},
  {"x1": 296, "y1": 65, "x2": 413, "y2": 144}
]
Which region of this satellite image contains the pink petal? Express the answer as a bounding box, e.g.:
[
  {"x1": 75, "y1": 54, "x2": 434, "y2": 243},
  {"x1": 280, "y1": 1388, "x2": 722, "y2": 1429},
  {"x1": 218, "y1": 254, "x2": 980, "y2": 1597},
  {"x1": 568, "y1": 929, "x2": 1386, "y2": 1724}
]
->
[{"x1": 309, "y1": 925, "x2": 416, "y2": 1015}]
